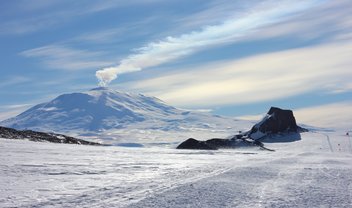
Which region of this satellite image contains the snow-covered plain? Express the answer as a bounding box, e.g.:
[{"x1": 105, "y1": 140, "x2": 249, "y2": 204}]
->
[{"x1": 1, "y1": 130, "x2": 352, "y2": 207}]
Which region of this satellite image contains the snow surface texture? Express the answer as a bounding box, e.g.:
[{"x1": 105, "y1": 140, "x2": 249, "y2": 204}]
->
[
  {"x1": 1, "y1": 130, "x2": 352, "y2": 207},
  {"x1": 0, "y1": 87, "x2": 252, "y2": 144}
]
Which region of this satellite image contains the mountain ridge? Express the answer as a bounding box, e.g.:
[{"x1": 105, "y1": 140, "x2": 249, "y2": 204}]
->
[
  {"x1": 0, "y1": 87, "x2": 243, "y2": 138},
  {"x1": 0, "y1": 126, "x2": 101, "y2": 145}
]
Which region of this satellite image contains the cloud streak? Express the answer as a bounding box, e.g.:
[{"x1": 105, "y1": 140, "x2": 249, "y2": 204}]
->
[
  {"x1": 245, "y1": 0, "x2": 352, "y2": 42},
  {"x1": 20, "y1": 45, "x2": 113, "y2": 70},
  {"x1": 95, "y1": 0, "x2": 322, "y2": 86},
  {"x1": 294, "y1": 102, "x2": 352, "y2": 130},
  {"x1": 0, "y1": 0, "x2": 166, "y2": 35},
  {"x1": 0, "y1": 76, "x2": 31, "y2": 88},
  {"x1": 122, "y1": 41, "x2": 352, "y2": 107},
  {"x1": 0, "y1": 104, "x2": 33, "y2": 121}
]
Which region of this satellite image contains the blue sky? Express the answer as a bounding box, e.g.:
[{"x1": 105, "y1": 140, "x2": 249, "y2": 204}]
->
[{"x1": 0, "y1": 0, "x2": 351, "y2": 128}]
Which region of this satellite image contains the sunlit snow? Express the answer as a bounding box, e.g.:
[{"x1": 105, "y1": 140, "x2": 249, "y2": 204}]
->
[{"x1": 1, "y1": 130, "x2": 352, "y2": 207}]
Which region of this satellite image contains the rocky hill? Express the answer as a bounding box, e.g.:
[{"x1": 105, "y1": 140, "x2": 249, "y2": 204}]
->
[
  {"x1": 0, "y1": 126, "x2": 101, "y2": 145},
  {"x1": 177, "y1": 107, "x2": 307, "y2": 150}
]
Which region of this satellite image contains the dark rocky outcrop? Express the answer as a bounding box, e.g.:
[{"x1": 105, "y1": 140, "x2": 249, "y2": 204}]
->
[
  {"x1": 176, "y1": 138, "x2": 217, "y2": 150},
  {"x1": 176, "y1": 138, "x2": 237, "y2": 150},
  {"x1": 247, "y1": 107, "x2": 308, "y2": 142},
  {"x1": 0, "y1": 126, "x2": 101, "y2": 145},
  {"x1": 248, "y1": 107, "x2": 301, "y2": 140},
  {"x1": 177, "y1": 107, "x2": 306, "y2": 150},
  {"x1": 176, "y1": 137, "x2": 261, "y2": 150},
  {"x1": 205, "y1": 138, "x2": 234, "y2": 149}
]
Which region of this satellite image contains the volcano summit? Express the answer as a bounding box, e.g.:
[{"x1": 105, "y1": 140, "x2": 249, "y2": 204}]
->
[{"x1": 0, "y1": 87, "x2": 243, "y2": 139}]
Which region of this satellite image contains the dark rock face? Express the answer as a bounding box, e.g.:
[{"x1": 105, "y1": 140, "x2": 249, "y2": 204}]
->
[
  {"x1": 176, "y1": 138, "x2": 217, "y2": 150},
  {"x1": 0, "y1": 126, "x2": 101, "y2": 145},
  {"x1": 254, "y1": 107, "x2": 297, "y2": 134},
  {"x1": 248, "y1": 107, "x2": 305, "y2": 140},
  {"x1": 177, "y1": 107, "x2": 306, "y2": 150},
  {"x1": 205, "y1": 138, "x2": 234, "y2": 149},
  {"x1": 176, "y1": 137, "x2": 256, "y2": 150}
]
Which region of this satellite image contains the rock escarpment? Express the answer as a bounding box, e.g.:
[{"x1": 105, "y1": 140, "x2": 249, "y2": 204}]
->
[
  {"x1": 177, "y1": 107, "x2": 306, "y2": 150},
  {"x1": 176, "y1": 138, "x2": 218, "y2": 150},
  {"x1": 248, "y1": 107, "x2": 305, "y2": 140}
]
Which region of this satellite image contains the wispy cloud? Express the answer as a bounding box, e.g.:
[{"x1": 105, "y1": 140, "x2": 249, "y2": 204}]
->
[
  {"x1": 20, "y1": 45, "x2": 113, "y2": 70},
  {"x1": 294, "y1": 102, "x2": 352, "y2": 130},
  {"x1": 0, "y1": 76, "x2": 31, "y2": 88},
  {"x1": 246, "y1": 0, "x2": 352, "y2": 42},
  {"x1": 0, "y1": 104, "x2": 33, "y2": 121},
  {"x1": 0, "y1": 2, "x2": 80, "y2": 35},
  {"x1": 122, "y1": 41, "x2": 352, "y2": 107},
  {"x1": 236, "y1": 114, "x2": 263, "y2": 121},
  {"x1": 74, "y1": 28, "x2": 126, "y2": 43},
  {"x1": 95, "y1": 0, "x2": 322, "y2": 86},
  {"x1": 174, "y1": 0, "x2": 263, "y2": 31},
  {"x1": 0, "y1": 0, "x2": 165, "y2": 35},
  {"x1": 73, "y1": 17, "x2": 157, "y2": 44},
  {"x1": 1, "y1": 103, "x2": 33, "y2": 110}
]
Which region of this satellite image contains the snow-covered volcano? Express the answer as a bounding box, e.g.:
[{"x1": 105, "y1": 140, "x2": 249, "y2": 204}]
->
[{"x1": 0, "y1": 87, "x2": 247, "y2": 139}]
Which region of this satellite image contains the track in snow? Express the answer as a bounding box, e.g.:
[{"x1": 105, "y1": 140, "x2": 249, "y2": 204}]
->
[
  {"x1": 1, "y1": 131, "x2": 352, "y2": 207},
  {"x1": 347, "y1": 131, "x2": 352, "y2": 153}
]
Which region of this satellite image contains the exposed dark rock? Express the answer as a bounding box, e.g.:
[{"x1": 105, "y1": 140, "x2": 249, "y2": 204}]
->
[
  {"x1": 248, "y1": 107, "x2": 306, "y2": 140},
  {"x1": 205, "y1": 138, "x2": 234, "y2": 149},
  {"x1": 0, "y1": 126, "x2": 101, "y2": 145},
  {"x1": 177, "y1": 106, "x2": 306, "y2": 150},
  {"x1": 176, "y1": 138, "x2": 217, "y2": 150},
  {"x1": 177, "y1": 137, "x2": 261, "y2": 150},
  {"x1": 260, "y1": 132, "x2": 302, "y2": 143},
  {"x1": 252, "y1": 107, "x2": 296, "y2": 133}
]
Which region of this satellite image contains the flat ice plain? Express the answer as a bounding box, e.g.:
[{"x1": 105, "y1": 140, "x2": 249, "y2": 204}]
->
[{"x1": 1, "y1": 131, "x2": 352, "y2": 207}]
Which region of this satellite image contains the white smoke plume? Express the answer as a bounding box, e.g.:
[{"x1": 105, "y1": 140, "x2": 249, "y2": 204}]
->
[
  {"x1": 96, "y1": 64, "x2": 140, "y2": 87},
  {"x1": 95, "y1": 0, "x2": 321, "y2": 86}
]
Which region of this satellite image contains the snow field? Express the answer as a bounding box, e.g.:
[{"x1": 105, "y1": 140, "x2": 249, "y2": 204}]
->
[{"x1": 1, "y1": 131, "x2": 352, "y2": 207}]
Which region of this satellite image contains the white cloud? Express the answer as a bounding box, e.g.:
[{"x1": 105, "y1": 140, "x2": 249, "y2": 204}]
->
[
  {"x1": 95, "y1": 0, "x2": 321, "y2": 86},
  {"x1": 174, "y1": 0, "x2": 255, "y2": 30},
  {"x1": 74, "y1": 29, "x2": 125, "y2": 43},
  {"x1": 0, "y1": 104, "x2": 33, "y2": 121},
  {"x1": 1, "y1": 104, "x2": 33, "y2": 110},
  {"x1": 0, "y1": 0, "x2": 169, "y2": 35},
  {"x1": 246, "y1": 0, "x2": 352, "y2": 42},
  {"x1": 236, "y1": 114, "x2": 263, "y2": 121},
  {"x1": 0, "y1": 76, "x2": 31, "y2": 88},
  {"x1": 294, "y1": 102, "x2": 352, "y2": 130},
  {"x1": 0, "y1": 110, "x2": 21, "y2": 121},
  {"x1": 122, "y1": 41, "x2": 352, "y2": 107},
  {"x1": 20, "y1": 45, "x2": 113, "y2": 70}
]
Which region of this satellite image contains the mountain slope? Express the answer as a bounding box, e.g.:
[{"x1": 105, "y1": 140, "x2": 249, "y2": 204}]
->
[
  {"x1": 0, "y1": 126, "x2": 101, "y2": 145},
  {"x1": 0, "y1": 87, "x2": 248, "y2": 139}
]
